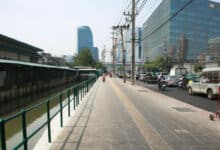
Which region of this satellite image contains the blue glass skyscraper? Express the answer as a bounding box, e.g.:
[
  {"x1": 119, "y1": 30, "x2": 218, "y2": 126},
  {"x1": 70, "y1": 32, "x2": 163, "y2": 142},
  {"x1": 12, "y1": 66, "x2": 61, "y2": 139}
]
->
[
  {"x1": 77, "y1": 26, "x2": 99, "y2": 61},
  {"x1": 142, "y1": 0, "x2": 220, "y2": 62},
  {"x1": 77, "y1": 26, "x2": 93, "y2": 53}
]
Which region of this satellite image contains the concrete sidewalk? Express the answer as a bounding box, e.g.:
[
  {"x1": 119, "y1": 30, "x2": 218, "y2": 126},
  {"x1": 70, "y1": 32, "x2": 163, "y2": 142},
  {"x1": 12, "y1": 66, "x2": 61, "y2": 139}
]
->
[{"x1": 36, "y1": 78, "x2": 150, "y2": 150}]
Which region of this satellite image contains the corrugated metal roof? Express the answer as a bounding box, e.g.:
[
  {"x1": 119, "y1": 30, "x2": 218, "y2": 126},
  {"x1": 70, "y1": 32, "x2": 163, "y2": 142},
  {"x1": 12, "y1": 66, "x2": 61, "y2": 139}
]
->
[
  {"x1": 0, "y1": 34, "x2": 43, "y2": 52},
  {"x1": 0, "y1": 59, "x2": 77, "y2": 71}
]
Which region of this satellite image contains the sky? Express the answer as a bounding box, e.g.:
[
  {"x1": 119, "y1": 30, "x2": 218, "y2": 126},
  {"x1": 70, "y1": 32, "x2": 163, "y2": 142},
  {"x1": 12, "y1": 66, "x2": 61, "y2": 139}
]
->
[
  {"x1": 0, "y1": 0, "x2": 219, "y2": 59},
  {"x1": 0, "y1": 0, "x2": 162, "y2": 58}
]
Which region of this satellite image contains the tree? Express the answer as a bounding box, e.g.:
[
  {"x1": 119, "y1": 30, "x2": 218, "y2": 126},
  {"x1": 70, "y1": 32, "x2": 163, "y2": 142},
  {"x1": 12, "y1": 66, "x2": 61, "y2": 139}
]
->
[
  {"x1": 73, "y1": 48, "x2": 95, "y2": 66},
  {"x1": 144, "y1": 56, "x2": 172, "y2": 72},
  {"x1": 194, "y1": 63, "x2": 203, "y2": 72}
]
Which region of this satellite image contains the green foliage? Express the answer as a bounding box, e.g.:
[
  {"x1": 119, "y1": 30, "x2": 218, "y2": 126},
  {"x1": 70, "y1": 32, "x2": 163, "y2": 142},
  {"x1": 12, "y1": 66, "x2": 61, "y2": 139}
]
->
[
  {"x1": 144, "y1": 56, "x2": 172, "y2": 72},
  {"x1": 194, "y1": 63, "x2": 203, "y2": 72},
  {"x1": 93, "y1": 62, "x2": 103, "y2": 69},
  {"x1": 117, "y1": 66, "x2": 124, "y2": 71},
  {"x1": 66, "y1": 48, "x2": 106, "y2": 72},
  {"x1": 73, "y1": 48, "x2": 95, "y2": 66}
]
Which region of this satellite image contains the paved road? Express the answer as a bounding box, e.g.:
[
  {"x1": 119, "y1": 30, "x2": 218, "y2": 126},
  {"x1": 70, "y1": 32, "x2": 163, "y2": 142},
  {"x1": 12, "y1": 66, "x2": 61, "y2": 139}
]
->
[
  {"x1": 133, "y1": 79, "x2": 217, "y2": 112},
  {"x1": 114, "y1": 78, "x2": 220, "y2": 149},
  {"x1": 39, "y1": 77, "x2": 220, "y2": 150}
]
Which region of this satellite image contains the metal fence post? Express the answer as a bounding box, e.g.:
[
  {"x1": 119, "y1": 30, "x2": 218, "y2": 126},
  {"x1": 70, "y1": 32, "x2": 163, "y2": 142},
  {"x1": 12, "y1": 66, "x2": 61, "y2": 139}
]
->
[
  {"x1": 77, "y1": 87, "x2": 79, "y2": 106},
  {"x1": 68, "y1": 89, "x2": 70, "y2": 117},
  {"x1": 83, "y1": 82, "x2": 85, "y2": 97},
  {"x1": 80, "y1": 85, "x2": 82, "y2": 101},
  {"x1": 59, "y1": 93, "x2": 63, "y2": 127},
  {"x1": 21, "y1": 110, "x2": 28, "y2": 150},
  {"x1": 46, "y1": 100, "x2": 51, "y2": 143},
  {"x1": 73, "y1": 88, "x2": 76, "y2": 110},
  {"x1": 0, "y1": 119, "x2": 6, "y2": 150}
]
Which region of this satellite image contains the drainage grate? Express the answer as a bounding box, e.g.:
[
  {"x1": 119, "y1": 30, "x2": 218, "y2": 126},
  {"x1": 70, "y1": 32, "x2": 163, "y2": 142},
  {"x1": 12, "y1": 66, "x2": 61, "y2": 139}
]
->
[
  {"x1": 174, "y1": 129, "x2": 190, "y2": 134},
  {"x1": 172, "y1": 107, "x2": 196, "y2": 112},
  {"x1": 138, "y1": 90, "x2": 148, "y2": 93}
]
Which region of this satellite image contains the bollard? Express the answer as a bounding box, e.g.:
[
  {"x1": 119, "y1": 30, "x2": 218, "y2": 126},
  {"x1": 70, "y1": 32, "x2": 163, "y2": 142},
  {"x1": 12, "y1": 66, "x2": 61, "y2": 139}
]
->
[
  {"x1": 68, "y1": 89, "x2": 70, "y2": 117},
  {"x1": 59, "y1": 93, "x2": 63, "y2": 127},
  {"x1": 0, "y1": 119, "x2": 6, "y2": 150},
  {"x1": 46, "y1": 100, "x2": 51, "y2": 142},
  {"x1": 21, "y1": 110, "x2": 28, "y2": 150}
]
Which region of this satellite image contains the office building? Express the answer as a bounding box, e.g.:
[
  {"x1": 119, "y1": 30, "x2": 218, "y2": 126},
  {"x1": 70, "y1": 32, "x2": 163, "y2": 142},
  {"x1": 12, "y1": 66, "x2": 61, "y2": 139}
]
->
[
  {"x1": 77, "y1": 26, "x2": 99, "y2": 61},
  {"x1": 142, "y1": 0, "x2": 220, "y2": 62},
  {"x1": 77, "y1": 26, "x2": 93, "y2": 53}
]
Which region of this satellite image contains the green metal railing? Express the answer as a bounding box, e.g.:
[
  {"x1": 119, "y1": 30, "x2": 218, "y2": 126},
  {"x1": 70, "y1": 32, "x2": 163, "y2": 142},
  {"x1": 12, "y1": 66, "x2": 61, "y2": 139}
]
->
[{"x1": 0, "y1": 77, "x2": 97, "y2": 150}]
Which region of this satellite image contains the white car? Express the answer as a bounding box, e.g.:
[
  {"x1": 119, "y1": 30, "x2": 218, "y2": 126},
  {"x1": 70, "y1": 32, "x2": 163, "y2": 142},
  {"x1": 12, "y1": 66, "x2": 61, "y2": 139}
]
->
[
  {"x1": 139, "y1": 73, "x2": 146, "y2": 81},
  {"x1": 187, "y1": 67, "x2": 220, "y2": 100}
]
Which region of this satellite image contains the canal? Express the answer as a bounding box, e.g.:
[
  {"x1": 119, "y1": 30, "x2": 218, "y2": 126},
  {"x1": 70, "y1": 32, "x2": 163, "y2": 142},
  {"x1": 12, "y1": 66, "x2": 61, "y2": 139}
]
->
[{"x1": 0, "y1": 81, "x2": 82, "y2": 150}]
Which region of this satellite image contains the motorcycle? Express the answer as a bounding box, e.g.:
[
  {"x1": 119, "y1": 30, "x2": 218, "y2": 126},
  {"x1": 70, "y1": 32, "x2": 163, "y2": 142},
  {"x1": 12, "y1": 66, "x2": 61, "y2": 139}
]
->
[
  {"x1": 177, "y1": 75, "x2": 187, "y2": 89},
  {"x1": 158, "y1": 80, "x2": 167, "y2": 91},
  {"x1": 102, "y1": 74, "x2": 106, "y2": 82}
]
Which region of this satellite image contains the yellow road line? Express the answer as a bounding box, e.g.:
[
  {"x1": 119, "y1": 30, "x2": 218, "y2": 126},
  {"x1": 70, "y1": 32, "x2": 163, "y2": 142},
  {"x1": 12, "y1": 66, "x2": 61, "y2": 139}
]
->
[{"x1": 109, "y1": 79, "x2": 173, "y2": 150}]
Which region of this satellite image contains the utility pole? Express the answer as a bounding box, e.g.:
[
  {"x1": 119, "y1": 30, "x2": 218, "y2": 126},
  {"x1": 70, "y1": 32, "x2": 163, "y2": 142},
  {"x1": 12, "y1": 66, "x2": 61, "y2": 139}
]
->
[
  {"x1": 112, "y1": 31, "x2": 116, "y2": 74},
  {"x1": 102, "y1": 45, "x2": 106, "y2": 64},
  {"x1": 113, "y1": 25, "x2": 129, "y2": 83},
  {"x1": 112, "y1": 29, "x2": 118, "y2": 75},
  {"x1": 120, "y1": 27, "x2": 126, "y2": 83},
  {"x1": 131, "y1": 0, "x2": 136, "y2": 85}
]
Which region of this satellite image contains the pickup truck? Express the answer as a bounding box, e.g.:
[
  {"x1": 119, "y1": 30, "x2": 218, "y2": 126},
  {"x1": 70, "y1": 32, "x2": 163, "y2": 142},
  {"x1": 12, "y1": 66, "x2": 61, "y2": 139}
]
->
[{"x1": 187, "y1": 67, "x2": 220, "y2": 100}]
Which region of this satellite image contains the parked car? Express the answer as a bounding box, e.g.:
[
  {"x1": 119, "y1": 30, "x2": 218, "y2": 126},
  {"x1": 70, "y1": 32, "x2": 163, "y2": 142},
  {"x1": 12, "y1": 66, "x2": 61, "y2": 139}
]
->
[
  {"x1": 126, "y1": 73, "x2": 131, "y2": 78},
  {"x1": 139, "y1": 73, "x2": 146, "y2": 81},
  {"x1": 187, "y1": 67, "x2": 220, "y2": 100},
  {"x1": 136, "y1": 73, "x2": 140, "y2": 80},
  {"x1": 165, "y1": 75, "x2": 177, "y2": 87},
  {"x1": 145, "y1": 72, "x2": 157, "y2": 83},
  {"x1": 117, "y1": 72, "x2": 123, "y2": 78}
]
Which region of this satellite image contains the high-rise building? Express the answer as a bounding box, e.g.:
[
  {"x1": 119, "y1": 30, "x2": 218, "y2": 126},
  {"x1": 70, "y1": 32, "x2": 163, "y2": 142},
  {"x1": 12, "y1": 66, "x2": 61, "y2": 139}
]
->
[
  {"x1": 142, "y1": 0, "x2": 220, "y2": 62},
  {"x1": 91, "y1": 47, "x2": 99, "y2": 61},
  {"x1": 77, "y1": 26, "x2": 93, "y2": 53},
  {"x1": 77, "y1": 26, "x2": 99, "y2": 61}
]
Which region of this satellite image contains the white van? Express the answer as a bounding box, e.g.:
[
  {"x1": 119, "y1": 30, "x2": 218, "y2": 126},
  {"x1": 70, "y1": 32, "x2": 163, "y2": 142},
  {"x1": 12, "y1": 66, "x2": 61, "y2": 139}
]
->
[{"x1": 187, "y1": 67, "x2": 220, "y2": 100}]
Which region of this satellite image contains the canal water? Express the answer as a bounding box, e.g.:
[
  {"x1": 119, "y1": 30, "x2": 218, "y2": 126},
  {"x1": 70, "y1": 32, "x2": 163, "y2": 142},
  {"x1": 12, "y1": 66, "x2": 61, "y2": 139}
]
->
[{"x1": 0, "y1": 82, "x2": 81, "y2": 150}]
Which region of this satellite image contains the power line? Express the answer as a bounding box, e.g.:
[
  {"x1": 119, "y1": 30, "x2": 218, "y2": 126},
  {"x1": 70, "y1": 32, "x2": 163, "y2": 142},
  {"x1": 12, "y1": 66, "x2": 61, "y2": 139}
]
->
[
  {"x1": 116, "y1": 0, "x2": 128, "y2": 25},
  {"x1": 136, "y1": 0, "x2": 148, "y2": 14},
  {"x1": 142, "y1": 0, "x2": 193, "y2": 41}
]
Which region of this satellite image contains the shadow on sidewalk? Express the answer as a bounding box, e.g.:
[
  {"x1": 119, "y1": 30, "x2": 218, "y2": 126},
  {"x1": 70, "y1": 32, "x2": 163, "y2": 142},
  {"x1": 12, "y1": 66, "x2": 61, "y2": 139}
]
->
[{"x1": 51, "y1": 80, "x2": 100, "y2": 150}]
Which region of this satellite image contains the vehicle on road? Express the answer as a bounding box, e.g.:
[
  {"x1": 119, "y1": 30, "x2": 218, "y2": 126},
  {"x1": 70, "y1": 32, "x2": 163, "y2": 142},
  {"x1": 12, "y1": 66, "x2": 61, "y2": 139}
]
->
[
  {"x1": 139, "y1": 73, "x2": 146, "y2": 81},
  {"x1": 117, "y1": 72, "x2": 123, "y2": 78},
  {"x1": 165, "y1": 75, "x2": 177, "y2": 87},
  {"x1": 156, "y1": 72, "x2": 168, "y2": 80},
  {"x1": 136, "y1": 73, "x2": 140, "y2": 80},
  {"x1": 158, "y1": 81, "x2": 167, "y2": 91},
  {"x1": 187, "y1": 67, "x2": 220, "y2": 100},
  {"x1": 145, "y1": 72, "x2": 157, "y2": 83},
  {"x1": 158, "y1": 77, "x2": 167, "y2": 91}
]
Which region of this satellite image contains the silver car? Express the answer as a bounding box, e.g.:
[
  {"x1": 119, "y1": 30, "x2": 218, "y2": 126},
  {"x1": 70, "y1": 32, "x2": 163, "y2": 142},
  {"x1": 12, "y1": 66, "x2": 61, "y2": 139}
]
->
[{"x1": 165, "y1": 75, "x2": 177, "y2": 87}]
